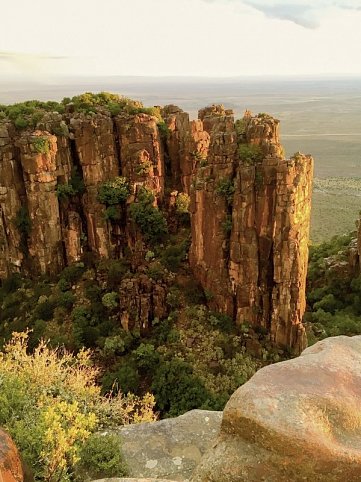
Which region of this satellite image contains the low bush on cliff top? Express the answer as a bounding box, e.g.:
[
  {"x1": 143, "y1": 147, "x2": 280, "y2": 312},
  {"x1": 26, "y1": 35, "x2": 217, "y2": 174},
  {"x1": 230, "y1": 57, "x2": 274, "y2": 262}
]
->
[
  {"x1": 0, "y1": 331, "x2": 155, "y2": 481},
  {"x1": 65, "y1": 92, "x2": 163, "y2": 120},
  {"x1": 0, "y1": 100, "x2": 65, "y2": 130},
  {"x1": 0, "y1": 92, "x2": 163, "y2": 129}
]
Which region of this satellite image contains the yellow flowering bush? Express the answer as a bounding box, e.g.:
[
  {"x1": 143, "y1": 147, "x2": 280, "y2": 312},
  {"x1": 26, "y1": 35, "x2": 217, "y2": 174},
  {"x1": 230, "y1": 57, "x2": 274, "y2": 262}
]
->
[{"x1": 0, "y1": 332, "x2": 156, "y2": 481}]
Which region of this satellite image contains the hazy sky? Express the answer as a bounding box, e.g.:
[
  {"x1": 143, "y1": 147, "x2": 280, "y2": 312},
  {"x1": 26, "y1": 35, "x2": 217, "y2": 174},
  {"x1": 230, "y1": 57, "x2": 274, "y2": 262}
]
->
[{"x1": 2, "y1": 0, "x2": 361, "y2": 79}]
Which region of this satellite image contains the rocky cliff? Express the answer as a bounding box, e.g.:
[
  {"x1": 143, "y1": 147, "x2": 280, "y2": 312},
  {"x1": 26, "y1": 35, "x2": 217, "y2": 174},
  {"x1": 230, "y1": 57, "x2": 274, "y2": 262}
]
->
[{"x1": 0, "y1": 95, "x2": 313, "y2": 353}]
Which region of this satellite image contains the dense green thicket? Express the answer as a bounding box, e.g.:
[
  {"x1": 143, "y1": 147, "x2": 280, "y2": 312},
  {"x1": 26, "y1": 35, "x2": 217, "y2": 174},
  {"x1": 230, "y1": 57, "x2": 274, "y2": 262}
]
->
[
  {"x1": 238, "y1": 144, "x2": 263, "y2": 165},
  {"x1": 0, "y1": 92, "x2": 164, "y2": 131},
  {"x1": 129, "y1": 187, "x2": 168, "y2": 243},
  {"x1": 0, "y1": 232, "x2": 277, "y2": 419},
  {"x1": 305, "y1": 232, "x2": 361, "y2": 343}
]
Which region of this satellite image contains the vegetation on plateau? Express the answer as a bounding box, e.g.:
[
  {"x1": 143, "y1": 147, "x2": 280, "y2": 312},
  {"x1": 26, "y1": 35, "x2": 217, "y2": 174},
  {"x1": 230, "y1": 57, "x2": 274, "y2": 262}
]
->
[{"x1": 0, "y1": 91, "x2": 164, "y2": 132}]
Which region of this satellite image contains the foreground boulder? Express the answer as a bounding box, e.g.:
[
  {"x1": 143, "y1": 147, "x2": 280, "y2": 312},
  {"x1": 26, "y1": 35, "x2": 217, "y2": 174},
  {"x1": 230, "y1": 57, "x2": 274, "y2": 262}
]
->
[
  {"x1": 109, "y1": 410, "x2": 221, "y2": 481},
  {"x1": 0, "y1": 428, "x2": 24, "y2": 481},
  {"x1": 191, "y1": 336, "x2": 361, "y2": 482}
]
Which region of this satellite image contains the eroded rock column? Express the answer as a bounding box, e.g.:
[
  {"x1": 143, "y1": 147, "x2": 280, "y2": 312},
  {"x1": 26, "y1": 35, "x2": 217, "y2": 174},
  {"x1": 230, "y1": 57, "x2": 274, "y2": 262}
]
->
[
  {"x1": 115, "y1": 113, "x2": 165, "y2": 201},
  {"x1": 18, "y1": 131, "x2": 63, "y2": 275},
  {"x1": 190, "y1": 106, "x2": 237, "y2": 316},
  {"x1": 0, "y1": 122, "x2": 25, "y2": 277},
  {"x1": 70, "y1": 113, "x2": 119, "y2": 258}
]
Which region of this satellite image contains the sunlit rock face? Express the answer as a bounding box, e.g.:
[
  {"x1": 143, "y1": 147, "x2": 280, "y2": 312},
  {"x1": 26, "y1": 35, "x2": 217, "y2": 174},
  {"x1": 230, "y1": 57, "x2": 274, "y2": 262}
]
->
[
  {"x1": 188, "y1": 108, "x2": 313, "y2": 354},
  {"x1": 0, "y1": 427, "x2": 24, "y2": 482},
  {"x1": 0, "y1": 104, "x2": 313, "y2": 353}
]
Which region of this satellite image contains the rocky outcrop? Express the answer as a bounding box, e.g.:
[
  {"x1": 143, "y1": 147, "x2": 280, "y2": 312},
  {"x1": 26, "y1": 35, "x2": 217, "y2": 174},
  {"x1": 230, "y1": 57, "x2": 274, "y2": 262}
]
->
[
  {"x1": 0, "y1": 428, "x2": 24, "y2": 482},
  {"x1": 163, "y1": 106, "x2": 209, "y2": 194},
  {"x1": 0, "y1": 100, "x2": 313, "y2": 352},
  {"x1": 107, "y1": 410, "x2": 221, "y2": 481},
  {"x1": 70, "y1": 114, "x2": 119, "y2": 258},
  {"x1": 192, "y1": 336, "x2": 361, "y2": 482},
  {"x1": 119, "y1": 274, "x2": 169, "y2": 334},
  {"x1": 0, "y1": 123, "x2": 24, "y2": 278},
  {"x1": 115, "y1": 114, "x2": 164, "y2": 201},
  {"x1": 189, "y1": 106, "x2": 237, "y2": 317},
  {"x1": 189, "y1": 108, "x2": 313, "y2": 353},
  {"x1": 17, "y1": 131, "x2": 64, "y2": 275}
]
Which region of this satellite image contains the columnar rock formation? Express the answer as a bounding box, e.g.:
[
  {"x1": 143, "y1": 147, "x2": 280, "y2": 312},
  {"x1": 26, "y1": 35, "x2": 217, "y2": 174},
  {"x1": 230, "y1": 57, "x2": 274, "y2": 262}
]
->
[
  {"x1": 18, "y1": 131, "x2": 64, "y2": 275},
  {"x1": 188, "y1": 108, "x2": 313, "y2": 353},
  {"x1": 0, "y1": 100, "x2": 313, "y2": 352},
  {"x1": 0, "y1": 123, "x2": 24, "y2": 277}
]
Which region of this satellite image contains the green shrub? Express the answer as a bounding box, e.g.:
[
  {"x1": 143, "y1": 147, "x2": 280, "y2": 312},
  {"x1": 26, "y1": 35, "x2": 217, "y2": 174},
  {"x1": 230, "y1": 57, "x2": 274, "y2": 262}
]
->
[
  {"x1": 157, "y1": 121, "x2": 170, "y2": 139},
  {"x1": 33, "y1": 137, "x2": 50, "y2": 154},
  {"x1": 133, "y1": 343, "x2": 160, "y2": 371},
  {"x1": 166, "y1": 288, "x2": 182, "y2": 309},
  {"x1": 161, "y1": 241, "x2": 188, "y2": 272},
  {"x1": 69, "y1": 168, "x2": 85, "y2": 195},
  {"x1": 238, "y1": 144, "x2": 263, "y2": 165},
  {"x1": 107, "y1": 102, "x2": 122, "y2": 116},
  {"x1": 56, "y1": 183, "x2": 77, "y2": 200},
  {"x1": 75, "y1": 433, "x2": 128, "y2": 481},
  {"x1": 57, "y1": 291, "x2": 76, "y2": 310},
  {"x1": 235, "y1": 118, "x2": 246, "y2": 136},
  {"x1": 14, "y1": 206, "x2": 31, "y2": 254},
  {"x1": 152, "y1": 358, "x2": 210, "y2": 416},
  {"x1": 102, "y1": 292, "x2": 118, "y2": 310},
  {"x1": 183, "y1": 280, "x2": 206, "y2": 305},
  {"x1": 147, "y1": 261, "x2": 166, "y2": 281},
  {"x1": 129, "y1": 188, "x2": 168, "y2": 243},
  {"x1": 102, "y1": 363, "x2": 140, "y2": 394},
  {"x1": 0, "y1": 332, "x2": 154, "y2": 482},
  {"x1": 57, "y1": 168, "x2": 85, "y2": 201},
  {"x1": 35, "y1": 298, "x2": 56, "y2": 321},
  {"x1": 176, "y1": 193, "x2": 190, "y2": 214},
  {"x1": 60, "y1": 263, "x2": 85, "y2": 284},
  {"x1": 98, "y1": 177, "x2": 130, "y2": 205},
  {"x1": 1, "y1": 274, "x2": 22, "y2": 295},
  {"x1": 104, "y1": 205, "x2": 122, "y2": 221},
  {"x1": 102, "y1": 335, "x2": 127, "y2": 358},
  {"x1": 215, "y1": 178, "x2": 235, "y2": 205},
  {"x1": 222, "y1": 215, "x2": 232, "y2": 235},
  {"x1": 14, "y1": 116, "x2": 29, "y2": 129},
  {"x1": 135, "y1": 159, "x2": 153, "y2": 176}
]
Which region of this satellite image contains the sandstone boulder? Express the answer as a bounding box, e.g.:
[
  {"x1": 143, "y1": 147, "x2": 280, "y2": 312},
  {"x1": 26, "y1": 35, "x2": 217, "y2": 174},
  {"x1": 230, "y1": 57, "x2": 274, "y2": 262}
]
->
[
  {"x1": 108, "y1": 410, "x2": 221, "y2": 481},
  {"x1": 0, "y1": 428, "x2": 24, "y2": 481},
  {"x1": 191, "y1": 336, "x2": 361, "y2": 481}
]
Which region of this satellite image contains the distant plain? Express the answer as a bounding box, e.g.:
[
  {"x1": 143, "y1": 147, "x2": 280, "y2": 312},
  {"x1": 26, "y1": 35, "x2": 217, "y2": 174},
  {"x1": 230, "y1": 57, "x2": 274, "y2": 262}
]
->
[{"x1": 1, "y1": 76, "x2": 360, "y2": 243}]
